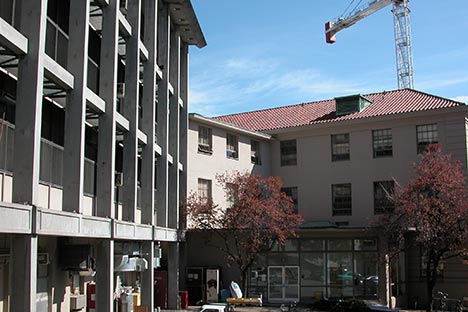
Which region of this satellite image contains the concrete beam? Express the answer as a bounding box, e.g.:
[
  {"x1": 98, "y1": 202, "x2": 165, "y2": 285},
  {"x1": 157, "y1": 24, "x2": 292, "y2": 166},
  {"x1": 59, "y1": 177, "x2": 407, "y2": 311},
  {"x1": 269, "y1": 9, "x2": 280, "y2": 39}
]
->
[
  {"x1": 43, "y1": 54, "x2": 75, "y2": 90},
  {"x1": 137, "y1": 129, "x2": 147, "y2": 145},
  {"x1": 86, "y1": 88, "x2": 106, "y2": 114},
  {"x1": 154, "y1": 143, "x2": 162, "y2": 156},
  {"x1": 0, "y1": 203, "x2": 33, "y2": 234},
  {"x1": 118, "y1": 11, "x2": 132, "y2": 38},
  {"x1": 0, "y1": 17, "x2": 28, "y2": 55},
  {"x1": 115, "y1": 111, "x2": 130, "y2": 131},
  {"x1": 139, "y1": 40, "x2": 149, "y2": 62}
]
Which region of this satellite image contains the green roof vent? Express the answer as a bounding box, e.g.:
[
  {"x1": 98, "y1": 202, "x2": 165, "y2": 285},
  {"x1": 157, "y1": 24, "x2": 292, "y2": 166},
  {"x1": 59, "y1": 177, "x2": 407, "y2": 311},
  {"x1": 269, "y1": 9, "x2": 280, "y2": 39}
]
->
[{"x1": 335, "y1": 94, "x2": 372, "y2": 116}]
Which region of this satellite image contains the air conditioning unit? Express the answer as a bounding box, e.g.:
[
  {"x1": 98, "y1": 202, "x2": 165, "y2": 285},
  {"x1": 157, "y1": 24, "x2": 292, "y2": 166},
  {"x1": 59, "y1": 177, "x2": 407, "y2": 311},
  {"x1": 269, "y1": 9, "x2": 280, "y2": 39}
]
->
[
  {"x1": 117, "y1": 83, "x2": 125, "y2": 99},
  {"x1": 115, "y1": 172, "x2": 123, "y2": 186},
  {"x1": 198, "y1": 143, "x2": 212, "y2": 153},
  {"x1": 38, "y1": 253, "x2": 50, "y2": 265},
  {"x1": 226, "y1": 150, "x2": 237, "y2": 159}
]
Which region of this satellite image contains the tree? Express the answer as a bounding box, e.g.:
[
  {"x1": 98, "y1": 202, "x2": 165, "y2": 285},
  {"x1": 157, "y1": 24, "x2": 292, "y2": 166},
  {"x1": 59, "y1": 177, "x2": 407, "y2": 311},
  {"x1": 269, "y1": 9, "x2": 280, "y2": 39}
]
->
[
  {"x1": 185, "y1": 171, "x2": 303, "y2": 294},
  {"x1": 374, "y1": 145, "x2": 468, "y2": 311}
]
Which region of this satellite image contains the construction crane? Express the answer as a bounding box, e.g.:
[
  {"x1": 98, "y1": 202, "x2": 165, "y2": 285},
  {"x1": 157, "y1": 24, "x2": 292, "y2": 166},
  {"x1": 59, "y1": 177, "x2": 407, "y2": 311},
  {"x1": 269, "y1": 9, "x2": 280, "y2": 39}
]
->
[{"x1": 325, "y1": 0, "x2": 414, "y2": 89}]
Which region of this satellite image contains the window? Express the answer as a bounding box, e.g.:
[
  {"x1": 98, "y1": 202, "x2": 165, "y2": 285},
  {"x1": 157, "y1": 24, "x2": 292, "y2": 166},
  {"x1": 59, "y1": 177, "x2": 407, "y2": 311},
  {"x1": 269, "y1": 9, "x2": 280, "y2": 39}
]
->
[
  {"x1": 226, "y1": 133, "x2": 238, "y2": 159},
  {"x1": 251, "y1": 140, "x2": 261, "y2": 165},
  {"x1": 281, "y1": 187, "x2": 298, "y2": 213},
  {"x1": 374, "y1": 181, "x2": 395, "y2": 214},
  {"x1": 198, "y1": 126, "x2": 212, "y2": 154},
  {"x1": 225, "y1": 182, "x2": 237, "y2": 208},
  {"x1": 373, "y1": 129, "x2": 392, "y2": 158},
  {"x1": 280, "y1": 140, "x2": 297, "y2": 166},
  {"x1": 332, "y1": 184, "x2": 352, "y2": 216},
  {"x1": 198, "y1": 178, "x2": 212, "y2": 201},
  {"x1": 416, "y1": 124, "x2": 438, "y2": 154},
  {"x1": 331, "y1": 134, "x2": 350, "y2": 161}
]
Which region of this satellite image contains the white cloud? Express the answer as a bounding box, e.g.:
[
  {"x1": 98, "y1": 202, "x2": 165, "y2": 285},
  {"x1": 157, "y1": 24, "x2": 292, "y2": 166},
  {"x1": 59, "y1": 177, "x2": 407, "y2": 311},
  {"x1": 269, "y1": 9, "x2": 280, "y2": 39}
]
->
[
  {"x1": 452, "y1": 96, "x2": 468, "y2": 103},
  {"x1": 417, "y1": 75, "x2": 468, "y2": 90},
  {"x1": 189, "y1": 56, "x2": 388, "y2": 116}
]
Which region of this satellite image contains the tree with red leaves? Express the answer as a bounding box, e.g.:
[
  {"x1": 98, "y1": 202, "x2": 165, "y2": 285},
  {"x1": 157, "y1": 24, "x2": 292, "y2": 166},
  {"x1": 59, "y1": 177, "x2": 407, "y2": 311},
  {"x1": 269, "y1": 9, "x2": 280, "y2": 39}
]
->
[
  {"x1": 185, "y1": 171, "x2": 303, "y2": 294},
  {"x1": 375, "y1": 145, "x2": 468, "y2": 311}
]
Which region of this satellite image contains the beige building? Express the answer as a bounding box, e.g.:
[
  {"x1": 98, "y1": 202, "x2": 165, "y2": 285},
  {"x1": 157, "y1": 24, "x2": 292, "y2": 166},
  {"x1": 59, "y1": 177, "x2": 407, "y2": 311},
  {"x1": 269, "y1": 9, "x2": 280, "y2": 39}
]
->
[
  {"x1": 0, "y1": 0, "x2": 205, "y2": 311},
  {"x1": 187, "y1": 89, "x2": 468, "y2": 306}
]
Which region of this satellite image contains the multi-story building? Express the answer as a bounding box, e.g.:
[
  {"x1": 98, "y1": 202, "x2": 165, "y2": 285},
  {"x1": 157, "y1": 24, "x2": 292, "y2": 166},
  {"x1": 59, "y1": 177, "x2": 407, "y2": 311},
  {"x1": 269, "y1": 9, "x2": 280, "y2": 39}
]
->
[
  {"x1": 0, "y1": 0, "x2": 205, "y2": 311},
  {"x1": 187, "y1": 89, "x2": 468, "y2": 306}
]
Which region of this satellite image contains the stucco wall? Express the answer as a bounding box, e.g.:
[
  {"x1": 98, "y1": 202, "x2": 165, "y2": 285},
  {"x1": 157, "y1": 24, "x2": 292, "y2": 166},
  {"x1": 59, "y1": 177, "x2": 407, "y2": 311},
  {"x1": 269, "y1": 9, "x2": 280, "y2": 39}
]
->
[
  {"x1": 270, "y1": 112, "x2": 468, "y2": 227},
  {"x1": 188, "y1": 119, "x2": 271, "y2": 211}
]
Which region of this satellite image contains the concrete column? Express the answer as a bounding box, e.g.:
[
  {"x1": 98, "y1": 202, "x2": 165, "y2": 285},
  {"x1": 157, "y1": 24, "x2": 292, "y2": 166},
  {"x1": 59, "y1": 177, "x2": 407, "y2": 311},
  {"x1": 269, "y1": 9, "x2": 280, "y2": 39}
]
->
[
  {"x1": 156, "y1": 3, "x2": 170, "y2": 228},
  {"x1": 95, "y1": 239, "x2": 114, "y2": 312},
  {"x1": 10, "y1": 235, "x2": 38, "y2": 312},
  {"x1": 96, "y1": 0, "x2": 119, "y2": 218},
  {"x1": 140, "y1": 0, "x2": 158, "y2": 225},
  {"x1": 167, "y1": 242, "x2": 180, "y2": 309},
  {"x1": 121, "y1": 0, "x2": 140, "y2": 222},
  {"x1": 62, "y1": 0, "x2": 90, "y2": 213},
  {"x1": 178, "y1": 44, "x2": 189, "y2": 291},
  {"x1": 141, "y1": 241, "x2": 155, "y2": 311},
  {"x1": 178, "y1": 43, "x2": 188, "y2": 230},
  {"x1": 12, "y1": 0, "x2": 48, "y2": 205},
  {"x1": 168, "y1": 32, "x2": 180, "y2": 229}
]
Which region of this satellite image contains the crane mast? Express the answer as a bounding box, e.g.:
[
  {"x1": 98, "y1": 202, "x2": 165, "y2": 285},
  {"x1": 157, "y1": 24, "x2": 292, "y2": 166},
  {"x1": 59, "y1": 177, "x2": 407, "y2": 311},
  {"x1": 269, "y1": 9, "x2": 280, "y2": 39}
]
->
[{"x1": 325, "y1": 0, "x2": 414, "y2": 89}]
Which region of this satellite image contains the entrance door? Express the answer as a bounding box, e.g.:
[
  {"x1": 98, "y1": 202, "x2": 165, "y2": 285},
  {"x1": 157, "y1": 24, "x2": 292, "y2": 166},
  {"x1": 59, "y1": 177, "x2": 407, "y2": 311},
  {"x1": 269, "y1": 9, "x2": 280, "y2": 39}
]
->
[{"x1": 268, "y1": 266, "x2": 300, "y2": 302}]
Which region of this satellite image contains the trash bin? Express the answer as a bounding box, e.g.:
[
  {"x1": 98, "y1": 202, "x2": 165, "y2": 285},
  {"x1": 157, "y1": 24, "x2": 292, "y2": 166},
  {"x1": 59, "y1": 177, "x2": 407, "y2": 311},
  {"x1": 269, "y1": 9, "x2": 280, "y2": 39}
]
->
[
  {"x1": 179, "y1": 291, "x2": 188, "y2": 309},
  {"x1": 119, "y1": 287, "x2": 134, "y2": 312},
  {"x1": 220, "y1": 289, "x2": 230, "y2": 302}
]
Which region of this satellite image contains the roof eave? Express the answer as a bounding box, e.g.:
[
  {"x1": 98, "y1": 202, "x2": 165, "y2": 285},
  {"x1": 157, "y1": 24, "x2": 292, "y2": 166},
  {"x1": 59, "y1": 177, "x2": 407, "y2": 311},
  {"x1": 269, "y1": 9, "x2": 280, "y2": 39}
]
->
[
  {"x1": 189, "y1": 113, "x2": 272, "y2": 140},
  {"x1": 165, "y1": 0, "x2": 207, "y2": 48}
]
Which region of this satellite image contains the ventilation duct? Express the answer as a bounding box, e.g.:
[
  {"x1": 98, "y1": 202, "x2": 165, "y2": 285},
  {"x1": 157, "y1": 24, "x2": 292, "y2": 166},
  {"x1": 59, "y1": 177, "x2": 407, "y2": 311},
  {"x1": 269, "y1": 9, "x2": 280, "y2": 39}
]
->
[{"x1": 114, "y1": 255, "x2": 148, "y2": 272}]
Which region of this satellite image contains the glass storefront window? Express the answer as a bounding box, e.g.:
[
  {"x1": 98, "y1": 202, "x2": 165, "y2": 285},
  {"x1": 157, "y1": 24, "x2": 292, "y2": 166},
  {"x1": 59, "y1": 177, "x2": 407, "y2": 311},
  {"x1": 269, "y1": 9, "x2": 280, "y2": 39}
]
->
[
  {"x1": 269, "y1": 253, "x2": 299, "y2": 266},
  {"x1": 328, "y1": 239, "x2": 352, "y2": 251},
  {"x1": 301, "y1": 239, "x2": 325, "y2": 251},
  {"x1": 252, "y1": 238, "x2": 379, "y2": 301},
  {"x1": 328, "y1": 252, "x2": 353, "y2": 297},
  {"x1": 300, "y1": 253, "x2": 325, "y2": 285},
  {"x1": 354, "y1": 239, "x2": 378, "y2": 251},
  {"x1": 284, "y1": 239, "x2": 299, "y2": 251},
  {"x1": 354, "y1": 252, "x2": 378, "y2": 298}
]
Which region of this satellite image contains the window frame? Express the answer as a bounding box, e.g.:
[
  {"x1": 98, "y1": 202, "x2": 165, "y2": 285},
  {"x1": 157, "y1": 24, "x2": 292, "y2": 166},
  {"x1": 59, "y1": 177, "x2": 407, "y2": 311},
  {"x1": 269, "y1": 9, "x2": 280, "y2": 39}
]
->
[
  {"x1": 332, "y1": 183, "x2": 352, "y2": 216},
  {"x1": 373, "y1": 180, "x2": 395, "y2": 214},
  {"x1": 197, "y1": 178, "x2": 212, "y2": 201},
  {"x1": 416, "y1": 123, "x2": 438, "y2": 154},
  {"x1": 372, "y1": 129, "x2": 393, "y2": 158},
  {"x1": 281, "y1": 186, "x2": 299, "y2": 213},
  {"x1": 331, "y1": 133, "x2": 350, "y2": 161},
  {"x1": 226, "y1": 133, "x2": 238, "y2": 159},
  {"x1": 280, "y1": 139, "x2": 297, "y2": 166},
  {"x1": 198, "y1": 125, "x2": 213, "y2": 154},
  {"x1": 251, "y1": 139, "x2": 261, "y2": 165}
]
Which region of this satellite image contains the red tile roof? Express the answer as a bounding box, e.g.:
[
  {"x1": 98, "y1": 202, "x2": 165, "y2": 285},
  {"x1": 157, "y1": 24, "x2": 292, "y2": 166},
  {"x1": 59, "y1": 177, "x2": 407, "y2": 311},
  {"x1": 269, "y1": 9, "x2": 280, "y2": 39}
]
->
[{"x1": 213, "y1": 89, "x2": 465, "y2": 132}]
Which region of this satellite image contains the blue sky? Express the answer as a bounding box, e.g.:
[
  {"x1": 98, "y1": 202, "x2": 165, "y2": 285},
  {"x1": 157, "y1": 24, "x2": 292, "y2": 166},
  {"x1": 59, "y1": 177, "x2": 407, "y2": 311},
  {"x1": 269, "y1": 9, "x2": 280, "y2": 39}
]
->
[{"x1": 188, "y1": 1, "x2": 468, "y2": 117}]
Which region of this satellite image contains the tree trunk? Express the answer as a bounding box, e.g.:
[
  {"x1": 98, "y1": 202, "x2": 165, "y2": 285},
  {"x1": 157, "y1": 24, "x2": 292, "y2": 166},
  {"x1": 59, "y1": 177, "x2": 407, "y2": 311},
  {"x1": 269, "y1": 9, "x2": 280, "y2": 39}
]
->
[
  {"x1": 241, "y1": 268, "x2": 248, "y2": 298},
  {"x1": 426, "y1": 255, "x2": 439, "y2": 312}
]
